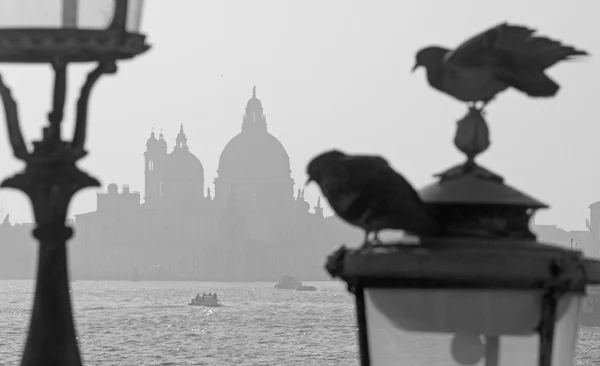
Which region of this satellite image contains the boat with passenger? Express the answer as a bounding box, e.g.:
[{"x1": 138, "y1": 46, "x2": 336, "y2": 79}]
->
[
  {"x1": 296, "y1": 285, "x2": 317, "y2": 291},
  {"x1": 188, "y1": 292, "x2": 224, "y2": 307},
  {"x1": 275, "y1": 275, "x2": 303, "y2": 290}
]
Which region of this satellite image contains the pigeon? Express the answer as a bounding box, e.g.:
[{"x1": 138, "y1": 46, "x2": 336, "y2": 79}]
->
[
  {"x1": 412, "y1": 22, "x2": 588, "y2": 110},
  {"x1": 306, "y1": 150, "x2": 440, "y2": 245}
]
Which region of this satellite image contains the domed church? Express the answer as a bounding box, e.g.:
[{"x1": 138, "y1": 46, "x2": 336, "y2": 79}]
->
[
  {"x1": 72, "y1": 87, "x2": 360, "y2": 282},
  {"x1": 215, "y1": 86, "x2": 294, "y2": 206}
]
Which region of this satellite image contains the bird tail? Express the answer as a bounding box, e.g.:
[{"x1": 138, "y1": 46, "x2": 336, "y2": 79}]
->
[
  {"x1": 528, "y1": 39, "x2": 588, "y2": 70},
  {"x1": 493, "y1": 27, "x2": 588, "y2": 98},
  {"x1": 498, "y1": 24, "x2": 589, "y2": 70},
  {"x1": 501, "y1": 71, "x2": 560, "y2": 97}
]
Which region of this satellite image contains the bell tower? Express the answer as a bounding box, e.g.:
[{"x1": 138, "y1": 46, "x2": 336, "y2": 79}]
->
[
  {"x1": 174, "y1": 124, "x2": 189, "y2": 151},
  {"x1": 144, "y1": 129, "x2": 167, "y2": 203}
]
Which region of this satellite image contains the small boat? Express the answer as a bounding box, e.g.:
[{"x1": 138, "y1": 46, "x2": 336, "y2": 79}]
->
[
  {"x1": 296, "y1": 285, "x2": 317, "y2": 291},
  {"x1": 275, "y1": 275, "x2": 302, "y2": 290},
  {"x1": 188, "y1": 293, "x2": 224, "y2": 307}
]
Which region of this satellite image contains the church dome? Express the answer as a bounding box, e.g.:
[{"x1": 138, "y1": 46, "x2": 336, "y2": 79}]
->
[
  {"x1": 164, "y1": 148, "x2": 204, "y2": 183},
  {"x1": 217, "y1": 87, "x2": 291, "y2": 181},
  {"x1": 163, "y1": 125, "x2": 204, "y2": 184},
  {"x1": 218, "y1": 131, "x2": 290, "y2": 179}
]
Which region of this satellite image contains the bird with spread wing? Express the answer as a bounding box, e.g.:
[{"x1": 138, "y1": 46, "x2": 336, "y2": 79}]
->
[
  {"x1": 306, "y1": 150, "x2": 440, "y2": 245},
  {"x1": 412, "y1": 22, "x2": 588, "y2": 111}
]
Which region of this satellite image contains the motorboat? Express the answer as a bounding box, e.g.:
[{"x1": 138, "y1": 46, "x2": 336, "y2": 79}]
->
[
  {"x1": 296, "y1": 285, "x2": 317, "y2": 291},
  {"x1": 188, "y1": 293, "x2": 224, "y2": 307},
  {"x1": 275, "y1": 275, "x2": 303, "y2": 290}
]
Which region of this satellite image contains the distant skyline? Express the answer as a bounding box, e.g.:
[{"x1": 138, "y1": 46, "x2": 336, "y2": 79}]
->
[{"x1": 0, "y1": 0, "x2": 599, "y2": 231}]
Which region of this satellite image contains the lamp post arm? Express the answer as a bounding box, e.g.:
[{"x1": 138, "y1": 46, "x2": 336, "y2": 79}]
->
[
  {"x1": 0, "y1": 74, "x2": 28, "y2": 159},
  {"x1": 72, "y1": 61, "x2": 117, "y2": 149},
  {"x1": 47, "y1": 60, "x2": 67, "y2": 144},
  {"x1": 108, "y1": 0, "x2": 129, "y2": 31}
]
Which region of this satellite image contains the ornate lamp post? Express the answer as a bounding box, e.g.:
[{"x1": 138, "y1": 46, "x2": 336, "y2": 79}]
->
[
  {"x1": 325, "y1": 109, "x2": 600, "y2": 366},
  {"x1": 0, "y1": 1, "x2": 149, "y2": 365}
]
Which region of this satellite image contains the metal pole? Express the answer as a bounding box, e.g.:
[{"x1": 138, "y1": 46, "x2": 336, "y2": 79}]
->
[{"x1": 0, "y1": 61, "x2": 115, "y2": 366}]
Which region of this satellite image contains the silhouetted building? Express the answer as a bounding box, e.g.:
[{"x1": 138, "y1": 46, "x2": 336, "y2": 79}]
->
[
  {"x1": 70, "y1": 88, "x2": 359, "y2": 281},
  {"x1": 532, "y1": 201, "x2": 600, "y2": 258},
  {"x1": 0, "y1": 215, "x2": 36, "y2": 279}
]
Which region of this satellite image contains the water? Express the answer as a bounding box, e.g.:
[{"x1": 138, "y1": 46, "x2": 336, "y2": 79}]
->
[{"x1": 0, "y1": 281, "x2": 598, "y2": 365}]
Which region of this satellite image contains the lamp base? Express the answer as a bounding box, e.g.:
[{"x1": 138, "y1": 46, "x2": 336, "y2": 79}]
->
[{"x1": 0, "y1": 29, "x2": 149, "y2": 63}]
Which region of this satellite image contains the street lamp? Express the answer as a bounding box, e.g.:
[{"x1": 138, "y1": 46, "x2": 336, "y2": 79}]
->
[
  {"x1": 0, "y1": 1, "x2": 149, "y2": 365},
  {"x1": 325, "y1": 110, "x2": 600, "y2": 366}
]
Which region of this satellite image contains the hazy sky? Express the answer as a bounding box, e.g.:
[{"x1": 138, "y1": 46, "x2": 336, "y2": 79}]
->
[{"x1": 0, "y1": 0, "x2": 598, "y2": 231}]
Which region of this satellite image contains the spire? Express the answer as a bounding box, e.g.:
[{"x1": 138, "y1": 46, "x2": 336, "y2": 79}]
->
[
  {"x1": 146, "y1": 128, "x2": 158, "y2": 148},
  {"x1": 314, "y1": 196, "x2": 324, "y2": 218},
  {"x1": 155, "y1": 128, "x2": 167, "y2": 150},
  {"x1": 174, "y1": 124, "x2": 188, "y2": 151},
  {"x1": 242, "y1": 86, "x2": 267, "y2": 132}
]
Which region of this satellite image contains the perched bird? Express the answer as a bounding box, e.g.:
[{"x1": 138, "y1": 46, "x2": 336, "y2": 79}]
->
[
  {"x1": 412, "y1": 22, "x2": 588, "y2": 110},
  {"x1": 306, "y1": 150, "x2": 440, "y2": 245}
]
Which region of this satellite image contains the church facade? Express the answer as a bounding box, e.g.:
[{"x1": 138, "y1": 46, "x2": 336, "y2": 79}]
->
[{"x1": 70, "y1": 88, "x2": 360, "y2": 281}]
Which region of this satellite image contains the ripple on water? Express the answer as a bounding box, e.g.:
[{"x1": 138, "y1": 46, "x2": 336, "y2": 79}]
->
[{"x1": 0, "y1": 280, "x2": 597, "y2": 365}]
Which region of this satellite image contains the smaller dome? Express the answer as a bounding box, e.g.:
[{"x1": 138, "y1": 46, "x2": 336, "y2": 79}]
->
[{"x1": 163, "y1": 148, "x2": 204, "y2": 184}]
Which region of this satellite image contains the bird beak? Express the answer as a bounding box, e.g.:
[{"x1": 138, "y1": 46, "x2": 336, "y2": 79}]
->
[{"x1": 411, "y1": 64, "x2": 419, "y2": 73}]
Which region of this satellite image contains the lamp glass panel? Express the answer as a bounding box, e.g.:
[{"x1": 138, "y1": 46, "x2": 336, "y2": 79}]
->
[
  {"x1": 551, "y1": 295, "x2": 582, "y2": 366},
  {"x1": 0, "y1": 0, "x2": 144, "y2": 32},
  {"x1": 364, "y1": 289, "x2": 582, "y2": 366}
]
